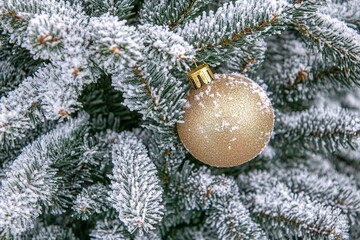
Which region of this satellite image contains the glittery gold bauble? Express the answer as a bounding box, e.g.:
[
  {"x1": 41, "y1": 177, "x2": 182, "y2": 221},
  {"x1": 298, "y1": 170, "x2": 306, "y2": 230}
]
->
[{"x1": 177, "y1": 73, "x2": 274, "y2": 167}]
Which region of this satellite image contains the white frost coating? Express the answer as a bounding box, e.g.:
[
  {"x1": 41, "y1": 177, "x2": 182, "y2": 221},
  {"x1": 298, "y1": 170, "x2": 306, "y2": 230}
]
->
[
  {"x1": 108, "y1": 131, "x2": 164, "y2": 234},
  {"x1": 22, "y1": 223, "x2": 76, "y2": 240},
  {"x1": 298, "y1": 11, "x2": 360, "y2": 71},
  {"x1": 23, "y1": 14, "x2": 69, "y2": 60},
  {"x1": 22, "y1": 13, "x2": 92, "y2": 77},
  {"x1": 321, "y1": 1, "x2": 360, "y2": 31},
  {"x1": 238, "y1": 172, "x2": 350, "y2": 239},
  {"x1": 314, "y1": 13, "x2": 360, "y2": 64},
  {"x1": 2, "y1": 0, "x2": 83, "y2": 17},
  {"x1": 0, "y1": 64, "x2": 89, "y2": 145},
  {"x1": 1, "y1": 9, "x2": 144, "y2": 145},
  {"x1": 177, "y1": 0, "x2": 288, "y2": 46},
  {"x1": 90, "y1": 220, "x2": 130, "y2": 240},
  {"x1": 88, "y1": 15, "x2": 142, "y2": 75},
  {"x1": 0, "y1": 66, "x2": 47, "y2": 143},
  {"x1": 0, "y1": 115, "x2": 88, "y2": 238},
  {"x1": 273, "y1": 165, "x2": 360, "y2": 224},
  {"x1": 0, "y1": 9, "x2": 96, "y2": 144},
  {"x1": 277, "y1": 107, "x2": 360, "y2": 151},
  {"x1": 73, "y1": 184, "x2": 109, "y2": 220},
  {"x1": 111, "y1": 24, "x2": 193, "y2": 129},
  {"x1": 138, "y1": 24, "x2": 194, "y2": 70},
  {"x1": 0, "y1": 0, "x2": 84, "y2": 44}
]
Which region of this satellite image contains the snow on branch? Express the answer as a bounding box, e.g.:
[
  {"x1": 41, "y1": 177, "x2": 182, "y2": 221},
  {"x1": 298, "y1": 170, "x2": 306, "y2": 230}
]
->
[
  {"x1": 166, "y1": 161, "x2": 265, "y2": 239},
  {"x1": 88, "y1": 14, "x2": 142, "y2": 75},
  {"x1": 0, "y1": 114, "x2": 88, "y2": 238},
  {"x1": 108, "y1": 131, "x2": 164, "y2": 235},
  {"x1": 147, "y1": 131, "x2": 186, "y2": 184},
  {"x1": 20, "y1": 222, "x2": 76, "y2": 240},
  {"x1": 260, "y1": 34, "x2": 358, "y2": 109},
  {"x1": 166, "y1": 225, "x2": 217, "y2": 240},
  {"x1": 265, "y1": 54, "x2": 355, "y2": 106},
  {"x1": 177, "y1": 0, "x2": 288, "y2": 50},
  {"x1": 274, "y1": 167, "x2": 360, "y2": 224},
  {"x1": 321, "y1": 0, "x2": 360, "y2": 30},
  {"x1": 81, "y1": 0, "x2": 135, "y2": 19},
  {"x1": 72, "y1": 183, "x2": 111, "y2": 221},
  {"x1": 0, "y1": 43, "x2": 42, "y2": 98},
  {"x1": 112, "y1": 66, "x2": 186, "y2": 133},
  {"x1": 169, "y1": 163, "x2": 235, "y2": 210},
  {"x1": 107, "y1": 24, "x2": 194, "y2": 131},
  {"x1": 293, "y1": 11, "x2": 360, "y2": 81},
  {"x1": 221, "y1": 40, "x2": 267, "y2": 75},
  {"x1": 0, "y1": 64, "x2": 89, "y2": 148},
  {"x1": 140, "y1": 0, "x2": 212, "y2": 30},
  {"x1": 0, "y1": 65, "x2": 47, "y2": 147},
  {"x1": 2, "y1": 0, "x2": 82, "y2": 17},
  {"x1": 238, "y1": 171, "x2": 350, "y2": 239},
  {"x1": 90, "y1": 219, "x2": 131, "y2": 240},
  {"x1": 206, "y1": 198, "x2": 266, "y2": 240},
  {"x1": 0, "y1": 0, "x2": 83, "y2": 44},
  {"x1": 137, "y1": 24, "x2": 194, "y2": 70},
  {"x1": 0, "y1": 12, "x2": 144, "y2": 148},
  {"x1": 275, "y1": 107, "x2": 360, "y2": 153},
  {"x1": 175, "y1": 0, "x2": 308, "y2": 67}
]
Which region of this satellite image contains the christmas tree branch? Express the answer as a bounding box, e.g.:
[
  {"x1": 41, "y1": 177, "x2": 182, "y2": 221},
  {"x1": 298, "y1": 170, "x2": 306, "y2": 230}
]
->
[
  {"x1": 201, "y1": 14, "x2": 278, "y2": 51},
  {"x1": 0, "y1": 32, "x2": 44, "y2": 98},
  {"x1": 293, "y1": 11, "x2": 360, "y2": 82},
  {"x1": 21, "y1": 223, "x2": 76, "y2": 240},
  {"x1": 238, "y1": 172, "x2": 349, "y2": 239},
  {"x1": 81, "y1": 0, "x2": 135, "y2": 19},
  {"x1": 140, "y1": 0, "x2": 211, "y2": 29},
  {"x1": 321, "y1": 0, "x2": 360, "y2": 30},
  {"x1": 0, "y1": 64, "x2": 91, "y2": 148},
  {"x1": 110, "y1": 24, "x2": 193, "y2": 131},
  {"x1": 177, "y1": 0, "x2": 288, "y2": 49},
  {"x1": 275, "y1": 107, "x2": 360, "y2": 153},
  {"x1": 90, "y1": 219, "x2": 131, "y2": 240},
  {"x1": 72, "y1": 184, "x2": 111, "y2": 221},
  {"x1": 0, "y1": 13, "x2": 141, "y2": 147},
  {"x1": 0, "y1": 0, "x2": 83, "y2": 44},
  {"x1": 261, "y1": 35, "x2": 358, "y2": 108},
  {"x1": 168, "y1": 0, "x2": 198, "y2": 30},
  {"x1": 0, "y1": 115, "x2": 88, "y2": 238},
  {"x1": 274, "y1": 166, "x2": 360, "y2": 224},
  {"x1": 177, "y1": 0, "x2": 321, "y2": 66},
  {"x1": 206, "y1": 198, "x2": 266, "y2": 239},
  {"x1": 166, "y1": 161, "x2": 265, "y2": 239},
  {"x1": 108, "y1": 131, "x2": 164, "y2": 234},
  {"x1": 166, "y1": 225, "x2": 217, "y2": 240}
]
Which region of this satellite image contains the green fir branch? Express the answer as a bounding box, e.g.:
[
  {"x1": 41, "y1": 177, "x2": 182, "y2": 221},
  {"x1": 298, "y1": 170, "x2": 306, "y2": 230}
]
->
[
  {"x1": 108, "y1": 131, "x2": 164, "y2": 235},
  {"x1": 80, "y1": 0, "x2": 136, "y2": 19},
  {"x1": 293, "y1": 11, "x2": 360, "y2": 86},
  {"x1": 275, "y1": 107, "x2": 360, "y2": 153},
  {"x1": 238, "y1": 171, "x2": 350, "y2": 239},
  {"x1": 139, "y1": 0, "x2": 212, "y2": 30},
  {"x1": 0, "y1": 115, "x2": 88, "y2": 238}
]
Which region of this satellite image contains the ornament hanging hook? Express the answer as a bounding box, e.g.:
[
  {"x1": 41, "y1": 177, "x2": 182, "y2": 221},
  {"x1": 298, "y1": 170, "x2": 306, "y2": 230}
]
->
[{"x1": 187, "y1": 58, "x2": 215, "y2": 89}]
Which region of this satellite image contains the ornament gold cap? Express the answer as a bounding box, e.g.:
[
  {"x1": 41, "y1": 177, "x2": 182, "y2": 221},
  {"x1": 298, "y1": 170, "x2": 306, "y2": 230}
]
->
[{"x1": 187, "y1": 63, "x2": 215, "y2": 89}]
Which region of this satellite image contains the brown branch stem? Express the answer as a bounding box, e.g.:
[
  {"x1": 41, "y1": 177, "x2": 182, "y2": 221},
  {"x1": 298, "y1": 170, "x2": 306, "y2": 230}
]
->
[
  {"x1": 168, "y1": 0, "x2": 197, "y2": 30},
  {"x1": 200, "y1": 14, "x2": 278, "y2": 51},
  {"x1": 132, "y1": 66, "x2": 166, "y2": 121}
]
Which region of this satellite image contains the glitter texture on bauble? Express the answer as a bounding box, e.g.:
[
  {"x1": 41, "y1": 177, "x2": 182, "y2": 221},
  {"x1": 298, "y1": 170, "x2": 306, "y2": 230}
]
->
[{"x1": 177, "y1": 72, "x2": 274, "y2": 167}]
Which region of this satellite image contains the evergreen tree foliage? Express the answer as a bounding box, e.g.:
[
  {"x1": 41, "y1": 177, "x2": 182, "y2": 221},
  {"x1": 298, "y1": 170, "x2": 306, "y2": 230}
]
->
[{"x1": 0, "y1": 0, "x2": 359, "y2": 239}]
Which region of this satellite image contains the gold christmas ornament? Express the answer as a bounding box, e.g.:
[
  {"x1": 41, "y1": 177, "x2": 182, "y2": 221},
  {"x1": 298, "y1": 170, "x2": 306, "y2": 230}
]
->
[{"x1": 177, "y1": 64, "x2": 274, "y2": 167}]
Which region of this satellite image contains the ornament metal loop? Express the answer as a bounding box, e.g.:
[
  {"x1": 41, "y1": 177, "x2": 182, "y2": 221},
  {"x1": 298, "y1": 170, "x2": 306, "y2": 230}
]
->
[{"x1": 187, "y1": 64, "x2": 215, "y2": 89}]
